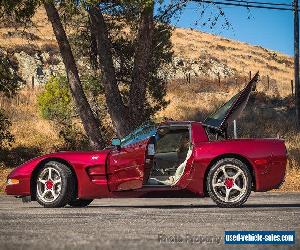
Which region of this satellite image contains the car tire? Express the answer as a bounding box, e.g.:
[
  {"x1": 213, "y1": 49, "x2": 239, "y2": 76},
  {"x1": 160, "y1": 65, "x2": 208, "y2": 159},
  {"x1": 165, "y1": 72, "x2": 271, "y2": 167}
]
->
[
  {"x1": 68, "y1": 199, "x2": 93, "y2": 207},
  {"x1": 35, "y1": 161, "x2": 76, "y2": 208},
  {"x1": 207, "y1": 158, "x2": 252, "y2": 208}
]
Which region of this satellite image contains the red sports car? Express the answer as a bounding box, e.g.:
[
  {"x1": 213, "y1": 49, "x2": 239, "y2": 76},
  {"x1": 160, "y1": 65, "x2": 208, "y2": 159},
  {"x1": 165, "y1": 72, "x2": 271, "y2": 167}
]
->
[{"x1": 5, "y1": 73, "x2": 287, "y2": 208}]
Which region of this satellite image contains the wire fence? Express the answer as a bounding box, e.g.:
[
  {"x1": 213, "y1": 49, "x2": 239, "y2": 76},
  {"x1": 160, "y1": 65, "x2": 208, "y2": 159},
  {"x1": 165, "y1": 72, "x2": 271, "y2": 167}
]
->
[{"x1": 176, "y1": 70, "x2": 294, "y2": 97}]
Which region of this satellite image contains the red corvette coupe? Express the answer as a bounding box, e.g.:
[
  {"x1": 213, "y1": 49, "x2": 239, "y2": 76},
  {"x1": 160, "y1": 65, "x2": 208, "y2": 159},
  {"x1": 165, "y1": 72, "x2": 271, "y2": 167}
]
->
[{"x1": 5, "y1": 73, "x2": 287, "y2": 208}]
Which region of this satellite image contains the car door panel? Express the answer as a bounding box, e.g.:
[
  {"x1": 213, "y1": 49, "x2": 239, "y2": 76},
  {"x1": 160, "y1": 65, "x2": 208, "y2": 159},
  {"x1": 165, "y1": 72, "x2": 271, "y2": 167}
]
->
[{"x1": 107, "y1": 140, "x2": 148, "y2": 191}]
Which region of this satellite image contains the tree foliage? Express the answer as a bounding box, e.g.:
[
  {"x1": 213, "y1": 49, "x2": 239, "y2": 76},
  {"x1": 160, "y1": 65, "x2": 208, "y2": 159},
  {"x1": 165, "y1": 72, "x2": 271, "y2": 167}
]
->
[
  {"x1": 68, "y1": 2, "x2": 173, "y2": 122},
  {"x1": 0, "y1": 50, "x2": 23, "y2": 97},
  {"x1": 0, "y1": 50, "x2": 23, "y2": 151}
]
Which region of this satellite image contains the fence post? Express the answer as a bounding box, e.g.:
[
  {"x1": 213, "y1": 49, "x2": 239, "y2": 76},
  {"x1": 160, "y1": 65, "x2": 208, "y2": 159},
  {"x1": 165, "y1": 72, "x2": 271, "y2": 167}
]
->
[
  {"x1": 218, "y1": 72, "x2": 221, "y2": 86},
  {"x1": 267, "y1": 75, "x2": 270, "y2": 90},
  {"x1": 249, "y1": 71, "x2": 252, "y2": 80},
  {"x1": 32, "y1": 76, "x2": 35, "y2": 89},
  {"x1": 291, "y1": 80, "x2": 294, "y2": 96}
]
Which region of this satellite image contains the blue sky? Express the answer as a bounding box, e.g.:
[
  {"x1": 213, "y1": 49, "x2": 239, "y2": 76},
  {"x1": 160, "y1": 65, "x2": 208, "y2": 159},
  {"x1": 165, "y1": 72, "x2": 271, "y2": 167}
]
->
[{"x1": 168, "y1": 1, "x2": 294, "y2": 56}]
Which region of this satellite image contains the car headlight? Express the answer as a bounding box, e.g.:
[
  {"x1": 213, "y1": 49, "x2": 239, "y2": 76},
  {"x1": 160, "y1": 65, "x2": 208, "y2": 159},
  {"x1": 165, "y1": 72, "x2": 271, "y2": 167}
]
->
[{"x1": 7, "y1": 179, "x2": 19, "y2": 185}]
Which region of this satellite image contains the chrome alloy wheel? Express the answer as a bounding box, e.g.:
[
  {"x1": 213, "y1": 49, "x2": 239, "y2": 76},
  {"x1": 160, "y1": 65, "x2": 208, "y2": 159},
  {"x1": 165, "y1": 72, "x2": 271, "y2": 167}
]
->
[
  {"x1": 37, "y1": 167, "x2": 62, "y2": 203},
  {"x1": 212, "y1": 164, "x2": 248, "y2": 203}
]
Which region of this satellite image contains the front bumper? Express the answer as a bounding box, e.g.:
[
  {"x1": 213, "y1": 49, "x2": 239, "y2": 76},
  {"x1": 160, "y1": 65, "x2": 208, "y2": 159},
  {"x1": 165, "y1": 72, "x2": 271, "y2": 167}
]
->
[{"x1": 5, "y1": 177, "x2": 31, "y2": 196}]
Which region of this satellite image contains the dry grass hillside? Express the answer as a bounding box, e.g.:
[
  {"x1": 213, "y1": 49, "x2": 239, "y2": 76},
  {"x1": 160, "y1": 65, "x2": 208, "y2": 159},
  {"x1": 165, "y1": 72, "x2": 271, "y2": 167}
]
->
[
  {"x1": 0, "y1": 9, "x2": 56, "y2": 50},
  {"x1": 172, "y1": 28, "x2": 293, "y2": 96},
  {"x1": 0, "y1": 8, "x2": 299, "y2": 192},
  {"x1": 0, "y1": 8, "x2": 294, "y2": 97}
]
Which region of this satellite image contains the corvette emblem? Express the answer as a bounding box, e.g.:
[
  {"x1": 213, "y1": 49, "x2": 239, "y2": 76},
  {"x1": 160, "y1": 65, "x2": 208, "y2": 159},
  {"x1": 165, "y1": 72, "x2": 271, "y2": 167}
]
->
[{"x1": 91, "y1": 156, "x2": 99, "y2": 160}]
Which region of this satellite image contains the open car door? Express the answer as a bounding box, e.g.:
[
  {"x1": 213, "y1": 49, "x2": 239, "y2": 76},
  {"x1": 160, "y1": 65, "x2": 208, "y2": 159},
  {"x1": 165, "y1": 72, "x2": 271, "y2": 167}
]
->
[
  {"x1": 203, "y1": 72, "x2": 259, "y2": 135},
  {"x1": 106, "y1": 124, "x2": 157, "y2": 191}
]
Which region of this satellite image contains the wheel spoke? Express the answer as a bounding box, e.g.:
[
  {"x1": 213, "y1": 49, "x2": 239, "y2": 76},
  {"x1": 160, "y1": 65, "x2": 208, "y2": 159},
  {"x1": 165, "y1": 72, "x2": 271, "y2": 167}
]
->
[
  {"x1": 38, "y1": 178, "x2": 47, "y2": 184},
  {"x1": 220, "y1": 166, "x2": 229, "y2": 179},
  {"x1": 48, "y1": 168, "x2": 53, "y2": 181},
  {"x1": 50, "y1": 189, "x2": 58, "y2": 199},
  {"x1": 213, "y1": 182, "x2": 225, "y2": 187},
  {"x1": 42, "y1": 189, "x2": 50, "y2": 198},
  {"x1": 232, "y1": 184, "x2": 242, "y2": 192},
  {"x1": 53, "y1": 178, "x2": 61, "y2": 185},
  {"x1": 233, "y1": 169, "x2": 243, "y2": 180},
  {"x1": 224, "y1": 188, "x2": 231, "y2": 202}
]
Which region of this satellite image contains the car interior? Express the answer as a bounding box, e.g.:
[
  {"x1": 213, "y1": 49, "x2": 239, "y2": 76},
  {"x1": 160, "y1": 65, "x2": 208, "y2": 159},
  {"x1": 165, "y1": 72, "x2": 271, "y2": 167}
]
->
[{"x1": 145, "y1": 126, "x2": 192, "y2": 186}]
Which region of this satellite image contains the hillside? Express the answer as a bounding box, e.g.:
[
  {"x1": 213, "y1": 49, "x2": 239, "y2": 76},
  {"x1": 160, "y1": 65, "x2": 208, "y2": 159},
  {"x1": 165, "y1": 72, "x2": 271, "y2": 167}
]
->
[
  {"x1": 0, "y1": 8, "x2": 294, "y2": 97},
  {"x1": 174, "y1": 30, "x2": 294, "y2": 97}
]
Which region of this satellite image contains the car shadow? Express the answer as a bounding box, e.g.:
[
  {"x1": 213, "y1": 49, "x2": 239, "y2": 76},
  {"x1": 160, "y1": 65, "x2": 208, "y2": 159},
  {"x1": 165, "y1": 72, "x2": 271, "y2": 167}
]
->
[{"x1": 84, "y1": 203, "x2": 300, "y2": 209}]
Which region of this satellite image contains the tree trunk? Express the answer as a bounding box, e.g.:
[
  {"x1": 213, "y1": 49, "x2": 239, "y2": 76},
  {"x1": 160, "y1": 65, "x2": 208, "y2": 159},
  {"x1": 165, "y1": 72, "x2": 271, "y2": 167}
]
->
[
  {"x1": 44, "y1": 1, "x2": 105, "y2": 149},
  {"x1": 89, "y1": 17, "x2": 99, "y2": 71},
  {"x1": 89, "y1": 7, "x2": 132, "y2": 137},
  {"x1": 129, "y1": 3, "x2": 154, "y2": 128}
]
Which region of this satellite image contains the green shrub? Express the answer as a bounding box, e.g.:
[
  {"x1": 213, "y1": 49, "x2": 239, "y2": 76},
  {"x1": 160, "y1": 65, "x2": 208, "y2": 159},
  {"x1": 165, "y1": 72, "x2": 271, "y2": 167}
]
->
[
  {"x1": 37, "y1": 75, "x2": 73, "y2": 122},
  {"x1": 37, "y1": 75, "x2": 115, "y2": 150},
  {"x1": 37, "y1": 75, "x2": 93, "y2": 150}
]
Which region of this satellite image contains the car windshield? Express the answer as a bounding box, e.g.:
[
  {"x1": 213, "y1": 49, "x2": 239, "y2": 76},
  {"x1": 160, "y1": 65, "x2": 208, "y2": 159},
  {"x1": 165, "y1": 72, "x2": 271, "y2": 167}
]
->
[{"x1": 120, "y1": 123, "x2": 157, "y2": 147}]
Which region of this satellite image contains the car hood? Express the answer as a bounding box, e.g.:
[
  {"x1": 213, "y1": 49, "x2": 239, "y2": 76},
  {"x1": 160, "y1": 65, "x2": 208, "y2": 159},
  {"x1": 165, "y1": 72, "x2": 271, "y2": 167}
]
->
[
  {"x1": 43, "y1": 149, "x2": 112, "y2": 158},
  {"x1": 8, "y1": 149, "x2": 112, "y2": 178},
  {"x1": 38, "y1": 149, "x2": 112, "y2": 166},
  {"x1": 203, "y1": 72, "x2": 259, "y2": 132}
]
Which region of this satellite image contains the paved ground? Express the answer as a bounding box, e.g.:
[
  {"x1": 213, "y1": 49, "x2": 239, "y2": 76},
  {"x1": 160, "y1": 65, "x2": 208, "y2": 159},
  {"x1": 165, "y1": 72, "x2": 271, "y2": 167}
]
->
[{"x1": 0, "y1": 192, "x2": 299, "y2": 250}]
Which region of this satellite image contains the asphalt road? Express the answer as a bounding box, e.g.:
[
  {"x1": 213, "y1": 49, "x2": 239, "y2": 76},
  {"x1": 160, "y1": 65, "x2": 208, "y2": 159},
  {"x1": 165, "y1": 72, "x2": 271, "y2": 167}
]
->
[{"x1": 0, "y1": 192, "x2": 299, "y2": 250}]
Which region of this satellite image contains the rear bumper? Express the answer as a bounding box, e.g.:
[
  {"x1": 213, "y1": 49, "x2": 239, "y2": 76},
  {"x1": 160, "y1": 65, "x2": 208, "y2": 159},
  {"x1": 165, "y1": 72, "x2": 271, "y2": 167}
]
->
[{"x1": 254, "y1": 156, "x2": 287, "y2": 192}]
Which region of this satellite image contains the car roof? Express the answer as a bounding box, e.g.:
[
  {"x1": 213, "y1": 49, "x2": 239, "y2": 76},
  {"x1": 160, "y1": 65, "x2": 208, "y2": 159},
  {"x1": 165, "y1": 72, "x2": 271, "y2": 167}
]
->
[{"x1": 159, "y1": 120, "x2": 202, "y2": 127}]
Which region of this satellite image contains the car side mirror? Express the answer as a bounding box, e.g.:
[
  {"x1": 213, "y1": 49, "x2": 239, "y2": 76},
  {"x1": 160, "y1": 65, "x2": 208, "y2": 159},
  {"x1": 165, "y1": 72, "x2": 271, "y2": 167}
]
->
[{"x1": 111, "y1": 138, "x2": 121, "y2": 149}]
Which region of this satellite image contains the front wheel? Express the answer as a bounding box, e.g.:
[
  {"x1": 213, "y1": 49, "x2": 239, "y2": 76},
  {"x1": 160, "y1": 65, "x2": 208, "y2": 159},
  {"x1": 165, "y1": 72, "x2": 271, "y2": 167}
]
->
[
  {"x1": 207, "y1": 158, "x2": 252, "y2": 208},
  {"x1": 35, "y1": 161, "x2": 76, "y2": 208}
]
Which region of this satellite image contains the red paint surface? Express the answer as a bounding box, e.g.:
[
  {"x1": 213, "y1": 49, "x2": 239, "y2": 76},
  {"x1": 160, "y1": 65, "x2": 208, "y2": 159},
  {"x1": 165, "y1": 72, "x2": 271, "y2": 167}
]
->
[
  {"x1": 107, "y1": 139, "x2": 148, "y2": 191},
  {"x1": 5, "y1": 121, "x2": 287, "y2": 200}
]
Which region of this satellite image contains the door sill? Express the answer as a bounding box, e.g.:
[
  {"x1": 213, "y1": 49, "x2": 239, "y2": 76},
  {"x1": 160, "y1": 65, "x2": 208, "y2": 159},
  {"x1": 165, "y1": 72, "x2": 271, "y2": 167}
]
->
[
  {"x1": 143, "y1": 184, "x2": 171, "y2": 187},
  {"x1": 141, "y1": 185, "x2": 181, "y2": 190}
]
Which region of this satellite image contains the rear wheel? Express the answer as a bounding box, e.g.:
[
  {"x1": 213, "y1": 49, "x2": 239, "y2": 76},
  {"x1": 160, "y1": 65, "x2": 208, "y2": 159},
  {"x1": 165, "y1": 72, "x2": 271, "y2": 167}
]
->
[
  {"x1": 68, "y1": 199, "x2": 93, "y2": 207},
  {"x1": 35, "y1": 161, "x2": 75, "y2": 208},
  {"x1": 207, "y1": 158, "x2": 252, "y2": 208}
]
